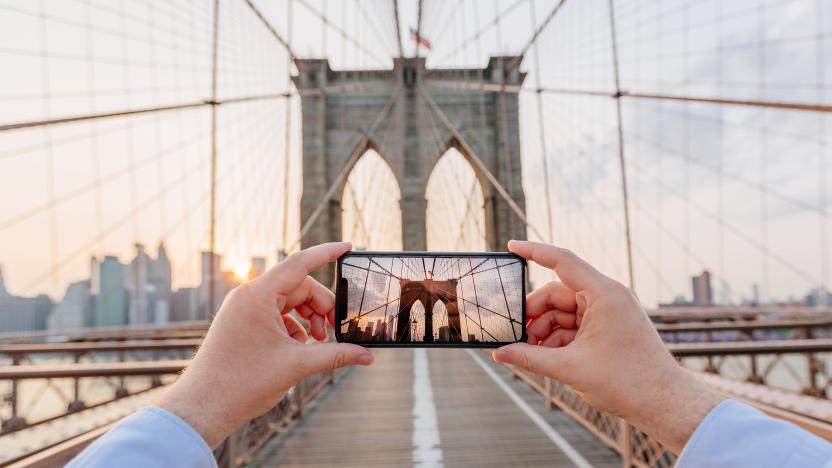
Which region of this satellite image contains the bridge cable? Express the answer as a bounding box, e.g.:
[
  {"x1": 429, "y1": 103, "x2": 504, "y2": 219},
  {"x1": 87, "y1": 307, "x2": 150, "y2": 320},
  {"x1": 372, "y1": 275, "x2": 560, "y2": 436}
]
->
[
  {"x1": 528, "y1": 0, "x2": 555, "y2": 244},
  {"x1": 607, "y1": 0, "x2": 635, "y2": 290},
  {"x1": 240, "y1": 0, "x2": 299, "y2": 62},
  {"x1": 419, "y1": 87, "x2": 547, "y2": 242},
  {"x1": 289, "y1": 87, "x2": 402, "y2": 251},
  {"x1": 280, "y1": 0, "x2": 294, "y2": 255},
  {"x1": 392, "y1": 0, "x2": 404, "y2": 57},
  {"x1": 507, "y1": 0, "x2": 568, "y2": 71},
  {"x1": 294, "y1": 0, "x2": 388, "y2": 67}
]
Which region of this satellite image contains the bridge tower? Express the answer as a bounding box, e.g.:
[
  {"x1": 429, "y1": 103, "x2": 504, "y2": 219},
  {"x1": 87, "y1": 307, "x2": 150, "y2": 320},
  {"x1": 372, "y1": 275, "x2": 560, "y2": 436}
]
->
[{"x1": 294, "y1": 57, "x2": 526, "y2": 283}]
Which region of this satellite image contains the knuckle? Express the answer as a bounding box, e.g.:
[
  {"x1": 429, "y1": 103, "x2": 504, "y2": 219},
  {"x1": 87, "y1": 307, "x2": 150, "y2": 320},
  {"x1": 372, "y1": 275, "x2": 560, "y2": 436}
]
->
[
  {"x1": 331, "y1": 351, "x2": 347, "y2": 371},
  {"x1": 521, "y1": 351, "x2": 534, "y2": 374}
]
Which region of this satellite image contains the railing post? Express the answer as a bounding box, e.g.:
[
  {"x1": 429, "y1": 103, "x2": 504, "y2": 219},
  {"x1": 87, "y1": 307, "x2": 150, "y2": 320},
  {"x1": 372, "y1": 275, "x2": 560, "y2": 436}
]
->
[
  {"x1": 2, "y1": 357, "x2": 27, "y2": 432},
  {"x1": 544, "y1": 377, "x2": 553, "y2": 410},
  {"x1": 67, "y1": 352, "x2": 86, "y2": 413},
  {"x1": 747, "y1": 355, "x2": 763, "y2": 384},
  {"x1": 619, "y1": 419, "x2": 633, "y2": 467},
  {"x1": 225, "y1": 430, "x2": 238, "y2": 468},
  {"x1": 116, "y1": 350, "x2": 128, "y2": 398},
  {"x1": 296, "y1": 380, "x2": 305, "y2": 419},
  {"x1": 803, "y1": 353, "x2": 826, "y2": 398}
]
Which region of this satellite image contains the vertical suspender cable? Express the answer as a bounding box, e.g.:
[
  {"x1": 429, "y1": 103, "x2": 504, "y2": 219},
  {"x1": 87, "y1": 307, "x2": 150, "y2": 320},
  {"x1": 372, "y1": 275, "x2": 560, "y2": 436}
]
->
[
  {"x1": 281, "y1": 0, "x2": 294, "y2": 256},
  {"x1": 393, "y1": 0, "x2": 404, "y2": 57},
  {"x1": 608, "y1": 0, "x2": 635, "y2": 290},
  {"x1": 209, "y1": 0, "x2": 220, "y2": 317},
  {"x1": 529, "y1": 0, "x2": 554, "y2": 244}
]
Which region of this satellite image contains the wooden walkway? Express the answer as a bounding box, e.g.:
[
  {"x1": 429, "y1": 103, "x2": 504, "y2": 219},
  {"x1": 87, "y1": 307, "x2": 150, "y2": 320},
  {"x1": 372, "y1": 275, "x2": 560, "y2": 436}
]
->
[{"x1": 251, "y1": 349, "x2": 619, "y2": 467}]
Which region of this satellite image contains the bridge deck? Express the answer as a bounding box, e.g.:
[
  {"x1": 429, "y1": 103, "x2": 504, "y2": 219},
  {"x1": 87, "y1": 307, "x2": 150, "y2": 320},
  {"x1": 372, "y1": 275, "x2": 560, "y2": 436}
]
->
[{"x1": 251, "y1": 349, "x2": 619, "y2": 467}]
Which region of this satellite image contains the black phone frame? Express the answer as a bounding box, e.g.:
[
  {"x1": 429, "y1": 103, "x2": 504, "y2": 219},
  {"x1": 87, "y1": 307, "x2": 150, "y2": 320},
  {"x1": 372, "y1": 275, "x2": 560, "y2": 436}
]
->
[{"x1": 334, "y1": 250, "x2": 527, "y2": 348}]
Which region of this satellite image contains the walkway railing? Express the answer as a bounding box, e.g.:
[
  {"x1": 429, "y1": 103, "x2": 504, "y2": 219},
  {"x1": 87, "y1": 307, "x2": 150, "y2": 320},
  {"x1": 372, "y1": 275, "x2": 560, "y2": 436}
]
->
[
  {"x1": 214, "y1": 369, "x2": 342, "y2": 467},
  {"x1": 502, "y1": 340, "x2": 832, "y2": 468}
]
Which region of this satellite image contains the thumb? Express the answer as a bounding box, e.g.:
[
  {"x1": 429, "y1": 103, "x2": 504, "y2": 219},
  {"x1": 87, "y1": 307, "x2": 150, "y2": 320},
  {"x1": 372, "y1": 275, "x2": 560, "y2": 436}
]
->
[
  {"x1": 492, "y1": 342, "x2": 572, "y2": 382},
  {"x1": 298, "y1": 342, "x2": 374, "y2": 377}
]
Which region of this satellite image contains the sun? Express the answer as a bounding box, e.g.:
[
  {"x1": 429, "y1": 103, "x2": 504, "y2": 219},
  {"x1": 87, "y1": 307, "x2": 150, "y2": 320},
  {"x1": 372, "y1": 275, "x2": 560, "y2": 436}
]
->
[{"x1": 232, "y1": 262, "x2": 250, "y2": 281}]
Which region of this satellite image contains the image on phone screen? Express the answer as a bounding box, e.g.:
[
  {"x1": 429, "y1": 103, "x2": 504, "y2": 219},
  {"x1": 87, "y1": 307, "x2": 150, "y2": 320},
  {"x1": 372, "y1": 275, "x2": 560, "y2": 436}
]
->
[{"x1": 336, "y1": 252, "x2": 526, "y2": 346}]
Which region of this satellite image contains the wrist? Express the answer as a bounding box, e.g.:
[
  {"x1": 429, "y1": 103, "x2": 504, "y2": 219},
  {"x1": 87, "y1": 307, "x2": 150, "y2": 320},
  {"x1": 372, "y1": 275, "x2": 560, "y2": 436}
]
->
[
  {"x1": 624, "y1": 364, "x2": 724, "y2": 454},
  {"x1": 157, "y1": 375, "x2": 240, "y2": 448}
]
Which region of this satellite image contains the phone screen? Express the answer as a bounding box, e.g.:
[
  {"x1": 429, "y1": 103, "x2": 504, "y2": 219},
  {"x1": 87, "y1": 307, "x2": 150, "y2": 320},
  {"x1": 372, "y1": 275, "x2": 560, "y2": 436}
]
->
[{"x1": 335, "y1": 252, "x2": 526, "y2": 347}]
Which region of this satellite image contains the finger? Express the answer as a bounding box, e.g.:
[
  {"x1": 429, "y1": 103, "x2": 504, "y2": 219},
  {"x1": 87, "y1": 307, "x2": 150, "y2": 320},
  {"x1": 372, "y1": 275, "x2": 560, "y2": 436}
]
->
[
  {"x1": 310, "y1": 313, "x2": 327, "y2": 341},
  {"x1": 283, "y1": 314, "x2": 308, "y2": 343},
  {"x1": 508, "y1": 240, "x2": 607, "y2": 292},
  {"x1": 295, "y1": 303, "x2": 315, "y2": 320},
  {"x1": 540, "y1": 327, "x2": 577, "y2": 348},
  {"x1": 492, "y1": 342, "x2": 573, "y2": 382},
  {"x1": 527, "y1": 310, "x2": 576, "y2": 343},
  {"x1": 297, "y1": 342, "x2": 373, "y2": 377},
  {"x1": 526, "y1": 282, "x2": 578, "y2": 318},
  {"x1": 255, "y1": 242, "x2": 351, "y2": 296},
  {"x1": 327, "y1": 309, "x2": 335, "y2": 327},
  {"x1": 283, "y1": 277, "x2": 335, "y2": 317}
]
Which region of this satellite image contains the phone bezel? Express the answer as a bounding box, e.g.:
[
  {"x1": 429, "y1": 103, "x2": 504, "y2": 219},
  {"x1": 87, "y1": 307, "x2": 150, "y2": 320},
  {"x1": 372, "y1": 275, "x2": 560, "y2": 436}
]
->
[{"x1": 334, "y1": 251, "x2": 527, "y2": 348}]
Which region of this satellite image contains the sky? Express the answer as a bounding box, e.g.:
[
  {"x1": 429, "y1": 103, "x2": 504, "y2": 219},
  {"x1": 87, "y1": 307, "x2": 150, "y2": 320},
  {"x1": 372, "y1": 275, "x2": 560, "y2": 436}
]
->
[{"x1": 0, "y1": 0, "x2": 830, "y2": 308}]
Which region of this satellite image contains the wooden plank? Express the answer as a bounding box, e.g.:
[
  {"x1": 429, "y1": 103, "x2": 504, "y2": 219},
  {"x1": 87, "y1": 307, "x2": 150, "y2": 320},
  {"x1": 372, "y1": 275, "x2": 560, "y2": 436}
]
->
[{"x1": 253, "y1": 349, "x2": 620, "y2": 467}]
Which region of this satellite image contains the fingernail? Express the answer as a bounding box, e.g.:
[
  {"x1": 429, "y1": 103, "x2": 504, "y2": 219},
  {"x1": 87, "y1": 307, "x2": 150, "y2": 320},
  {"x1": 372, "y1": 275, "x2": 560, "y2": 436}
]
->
[
  {"x1": 492, "y1": 349, "x2": 506, "y2": 362},
  {"x1": 358, "y1": 353, "x2": 373, "y2": 365}
]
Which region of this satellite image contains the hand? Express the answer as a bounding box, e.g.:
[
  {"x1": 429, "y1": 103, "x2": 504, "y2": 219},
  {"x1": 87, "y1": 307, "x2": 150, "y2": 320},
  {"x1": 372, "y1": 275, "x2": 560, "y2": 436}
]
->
[
  {"x1": 493, "y1": 240, "x2": 723, "y2": 454},
  {"x1": 158, "y1": 242, "x2": 374, "y2": 448}
]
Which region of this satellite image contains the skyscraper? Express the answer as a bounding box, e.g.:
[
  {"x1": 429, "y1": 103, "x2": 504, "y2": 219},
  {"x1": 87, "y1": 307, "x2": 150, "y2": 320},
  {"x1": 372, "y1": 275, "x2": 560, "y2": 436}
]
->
[
  {"x1": 692, "y1": 271, "x2": 713, "y2": 307},
  {"x1": 127, "y1": 243, "x2": 151, "y2": 324},
  {"x1": 199, "y1": 251, "x2": 222, "y2": 318},
  {"x1": 49, "y1": 280, "x2": 92, "y2": 330},
  {"x1": 0, "y1": 265, "x2": 53, "y2": 332},
  {"x1": 148, "y1": 242, "x2": 173, "y2": 325},
  {"x1": 0, "y1": 265, "x2": 7, "y2": 297},
  {"x1": 93, "y1": 256, "x2": 127, "y2": 326}
]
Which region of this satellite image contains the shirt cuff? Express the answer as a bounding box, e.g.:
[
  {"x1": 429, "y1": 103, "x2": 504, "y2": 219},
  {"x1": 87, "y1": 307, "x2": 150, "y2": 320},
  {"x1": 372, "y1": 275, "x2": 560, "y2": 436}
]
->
[
  {"x1": 677, "y1": 399, "x2": 832, "y2": 468},
  {"x1": 68, "y1": 406, "x2": 216, "y2": 468}
]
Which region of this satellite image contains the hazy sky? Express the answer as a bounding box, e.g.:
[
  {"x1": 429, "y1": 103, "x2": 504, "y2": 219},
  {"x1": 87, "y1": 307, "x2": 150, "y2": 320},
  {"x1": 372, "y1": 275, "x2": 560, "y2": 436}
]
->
[{"x1": 0, "y1": 0, "x2": 829, "y2": 308}]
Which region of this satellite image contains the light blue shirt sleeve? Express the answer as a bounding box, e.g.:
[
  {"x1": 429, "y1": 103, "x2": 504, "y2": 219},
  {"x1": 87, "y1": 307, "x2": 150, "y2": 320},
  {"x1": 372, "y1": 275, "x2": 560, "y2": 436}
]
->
[
  {"x1": 67, "y1": 406, "x2": 216, "y2": 468},
  {"x1": 677, "y1": 399, "x2": 832, "y2": 468}
]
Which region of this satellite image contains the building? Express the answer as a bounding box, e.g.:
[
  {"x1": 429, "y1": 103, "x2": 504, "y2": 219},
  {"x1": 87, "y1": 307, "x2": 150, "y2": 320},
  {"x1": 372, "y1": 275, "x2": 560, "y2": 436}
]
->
[
  {"x1": 48, "y1": 280, "x2": 92, "y2": 330},
  {"x1": 126, "y1": 243, "x2": 151, "y2": 324},
  {"x1": 0, "y1": 266, "x2": 53, "y2": 332},
  {"x1": 438, "y1": 325, "x2": 449, "y2": 342},
  {"x1": 249, "y1": 257, "x2": 266, "y2": 279},
  {"x1": 691, "y1": 271, "x2": 713, "y2": 307},
  {"x1": 197, "y1": 251, "x2": 240, "y2": 318},
  {"x1": 148, "y1": 242, "x2": 172, "y2": 324},
  {"x1": 171, "y1": 287, "x2": 199, "y2": 322},
  {"x1": 126, "y1": 242, "x2": 173, "y2": 325},
  {"x1": 93, "y1": 255, "x2": 127, "y2": 326},
  {"x1": 805, "y1": 287, "x2": 832, "y2": 307}
]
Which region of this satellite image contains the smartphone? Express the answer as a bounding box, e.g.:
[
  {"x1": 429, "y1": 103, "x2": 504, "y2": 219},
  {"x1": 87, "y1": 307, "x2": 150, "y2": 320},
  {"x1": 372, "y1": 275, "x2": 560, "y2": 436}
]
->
[{"x1": 335, "y1": 251, "x2": 527, "y2": 347}]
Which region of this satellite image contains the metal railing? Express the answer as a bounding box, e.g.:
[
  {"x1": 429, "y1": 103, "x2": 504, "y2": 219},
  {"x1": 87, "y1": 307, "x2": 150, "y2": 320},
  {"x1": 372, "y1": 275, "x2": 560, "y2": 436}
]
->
[{"x1": 501, "y1": 340, "x2": 832, "y2": 468}]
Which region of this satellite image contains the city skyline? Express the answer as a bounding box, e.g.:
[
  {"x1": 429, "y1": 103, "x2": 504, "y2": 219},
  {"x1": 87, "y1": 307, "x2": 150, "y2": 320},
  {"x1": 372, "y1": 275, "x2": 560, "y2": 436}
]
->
[{"x1": 0, "y1": 240, "x2": 269, "y2": 333}]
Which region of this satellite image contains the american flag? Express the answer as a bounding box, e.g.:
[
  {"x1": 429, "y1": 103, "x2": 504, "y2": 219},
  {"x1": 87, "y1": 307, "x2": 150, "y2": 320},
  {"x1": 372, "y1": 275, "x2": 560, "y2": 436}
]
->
[{"x1": 409, "y1": 27, "x2": 432, "y2": 51}]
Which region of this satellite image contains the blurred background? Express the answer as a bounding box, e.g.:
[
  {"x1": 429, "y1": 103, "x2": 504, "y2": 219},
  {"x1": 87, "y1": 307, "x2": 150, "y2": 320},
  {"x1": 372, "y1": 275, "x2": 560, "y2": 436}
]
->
[{"x1": 0, "y1": 0, "x2": 830, "y2": 466}]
